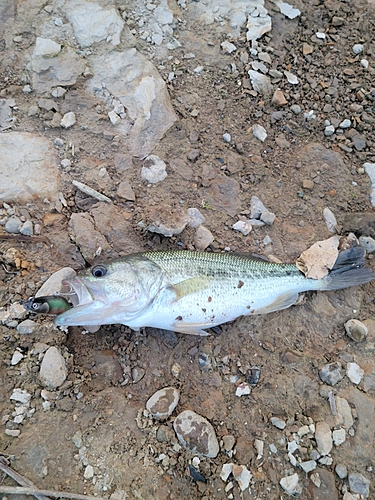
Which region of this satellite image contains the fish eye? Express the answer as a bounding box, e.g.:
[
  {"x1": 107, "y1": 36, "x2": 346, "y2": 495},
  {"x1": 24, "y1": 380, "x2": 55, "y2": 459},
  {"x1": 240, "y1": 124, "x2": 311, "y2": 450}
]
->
[
  {"x1": 91, "y1": 264, "x2": 107, "y2": 278},
  {"x1": 32, "y1": 302, "x2": 40, "y2": 310}
]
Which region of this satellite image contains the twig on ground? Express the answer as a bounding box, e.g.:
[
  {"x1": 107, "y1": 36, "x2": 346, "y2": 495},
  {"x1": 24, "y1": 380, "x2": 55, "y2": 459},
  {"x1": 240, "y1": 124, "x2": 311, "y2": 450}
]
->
[{"x1": 0, "y1": 486, "x2": 107, "y2": 500}]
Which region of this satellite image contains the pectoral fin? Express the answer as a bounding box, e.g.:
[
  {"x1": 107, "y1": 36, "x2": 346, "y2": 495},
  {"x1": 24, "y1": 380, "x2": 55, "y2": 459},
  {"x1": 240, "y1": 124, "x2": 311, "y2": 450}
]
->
[
  {"x1": 171, "y1": 276, "x2": 213, "y2": 301},
  {"x1": 252, "y1": 291, "x2": 299, "y2": 315},
  {"x1": 171, "y1": 320, "x2": 212, "y2": 336}
]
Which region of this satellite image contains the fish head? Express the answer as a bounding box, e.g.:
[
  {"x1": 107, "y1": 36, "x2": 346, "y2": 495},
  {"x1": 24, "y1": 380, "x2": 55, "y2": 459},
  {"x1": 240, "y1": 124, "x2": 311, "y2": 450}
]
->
[{"x1": 54, "y1": 256, "x2": 164, "y2": 327}]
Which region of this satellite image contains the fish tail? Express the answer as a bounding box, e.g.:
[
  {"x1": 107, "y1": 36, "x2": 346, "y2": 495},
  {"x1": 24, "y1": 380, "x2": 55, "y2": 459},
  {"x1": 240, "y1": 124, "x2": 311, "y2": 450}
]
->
[{"x1": 320, "y1": 246, "x2": 374, "y2": 291}]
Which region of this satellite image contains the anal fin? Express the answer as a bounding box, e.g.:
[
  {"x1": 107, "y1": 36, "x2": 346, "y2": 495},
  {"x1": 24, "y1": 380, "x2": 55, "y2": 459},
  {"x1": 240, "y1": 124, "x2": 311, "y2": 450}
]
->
[
  {"x1": 252, "y1": 291, "x2": 299, "y2": 315},
  {"x1": 171, "y1": 320, "x2": 212, "y2": 336}
]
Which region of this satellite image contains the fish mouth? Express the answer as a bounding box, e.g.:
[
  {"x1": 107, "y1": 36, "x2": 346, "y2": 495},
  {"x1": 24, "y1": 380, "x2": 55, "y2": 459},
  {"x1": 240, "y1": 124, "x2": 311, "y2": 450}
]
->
[{"x1": 61, "y1": 277, "x2": 95, "y2": 307}]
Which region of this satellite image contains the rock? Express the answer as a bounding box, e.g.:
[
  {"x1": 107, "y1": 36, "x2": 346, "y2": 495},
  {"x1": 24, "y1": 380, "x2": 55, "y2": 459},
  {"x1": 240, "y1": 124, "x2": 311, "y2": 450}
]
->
[
  {"x1": 207, "y1": 175, "x2": 241, "y2": 217},
  {"x1": 141, "y1": 155, "x2": 167, "y2": 184},
  {"x1": 348, "y1": 472, "x2": 370, "y2": 498},
  {"x1": 335, "y1": 396, "x2": 354, "y2": 429},
  {"x1": 272, "y1": 89, "x2": 287, "y2": 106},
  {"x1": 0, "y1": 133, "x2": 60, "y2": 203},
  {"x1": 270, "y1": 416, "x2": 286, "y2": 429},
  {"x1": 222, "y1": 435, "x2": 236, "y2": 452},
  {"x1": 232, "y1": 220, "x2": 252, "y2": 236},
  {"x1": 246, "y1": 11, "x2": 272, "y2": 42},
  {"x1": 84, "y1": 465, "x2": 94, "y2": 479},
  {"x1": 319, "y1": 362, "x2": 344, "y2": 386},
  {"x1": 364, "y1": 163, "x2": 375, "y2": 206},
  {"x1": 20, "y1": 220, "x2": 33, "y2": 236},
  {"x1": 335, "y1": 464, "x2": 348, "y2": 479},
  {"x1": 273, "y1": 0, "x2": 300, "y2": 19},
  {"x1": 60, "y1": 112, "x2": 76, "y2": 128},
  {"x1": 361, "y1": 59, "x2": 369, "y2": 69},
  {"x1": 10, "y1": 389, "x2": 31, "y2": 404},
  {"x1": 36, "y1": 267, "x2": 76, "y2": 297},
  {"x1": 359, "y1": 236, "x2": 375, "y2": 253},
  {"x1": 220, "y1": 463, "x2": 233, "y2": 481},
  {"x1": 324, "y1": 125, "x2": 335, "y2": 136},
  {"x1": 5, "y1": 429, "x2": 20, "y2": 437},
  {"x1": 69, "y1": 212, "x2": 112, "y2": 264},
  {"x1": 352, "y1": 44, "x2": 364, "y2": 55},
  {"x1": 16, "y1": 320, "x2": 36, "y2": 334},
  {"x1": 223, "y1": 133, "x2": 231, "y2": 143},
  {"x1": 147, "y1": 208, "x2": 188, "y2": 237},
  {"x1": 65, "y1": 0, "x2": 124, "y2": 48},
  {"x1": 260, "y1": 209, "x2": 275, "y2": 225},
  {"x1": 146, "y1": 387, "x2": 179, "y2": 420},
  {"x1": 117, "y1": 180, "x2": 135, "y2": 201},
  {"x1": 187, "y1": 208, "x2": 205, "y2": 228},
  {"x1": 332, "y1": 428, "x2": 346, "y2": 446},
  {"x1": 303, "y1": 42, "x2": 313, "y2": 55},
  {"x1": 346, "y1": 362, "x2": 364, "y2": 385},
  {"x1": 344, "y1": 319, "x2": 368, "y2": 342},
  {"x1": 234, "y1": 435, "x2": 255, "y2": 463},
  {"x1": 5, "y1": 216, "x2": 22, "y2": 233},
  {"x1": 248, "y1": 70, "x2": 272, "y2": 95},
  {"x1": 11, "y1": 351, "x2": 24, "y2": 365},
  {"x1": 85, "y1": 48, "x2": 177, "y2": 157},
  {"x1": 34, "y1": 37, "x2": 61, "y2": 57},
  {"x1": 232, "y1": 464, "x2": 251, "y2": 491},
  {"x1": 308, "y1": 468, "x2": 338, "y2": 500},
  {"x1": 250, "y1": 196, "x2": 266, "y2": 218},
  {"x1": 284, "y1": 70, "x2": 299, "y2": 84},
  {"x1": 173, "y1": 410, "x2": 219, "y2": 458},
  {"x1": 194, "y1": 225, "x2": 214, "y2": 250},
  {"x1": 39, "y1": 346, "x2": 68, "y2": 389},
  {"x1": 92, "y1": 351, "x2": 122, "y2": 384},
  {"x1": 221, "y1": 41, "x2": 237, "y2": 54},
  {"x1": 315, "y1": 421, "x2": 332, "y2": 455},
  {"x1": 170, "y1": 158, "x2": 193, "y2": 181},
  {"x1": 347, "y1": 130, "x2": 366, "y2": 151},
  {"x1": 280, "y1": 473, "x2": 302, "y2": 496},
  {"x1": 290, "y1": 104, "x2": 301, "y2": 114},
  {"x1": 235, "y1": 382, "x2": 251, "y2": 397},
  {"x1": 339, "y1": 119, "x2": 351, "y2": 129},
  {"x1": 108, "y1": 110, "x2": 121, "y2": 125},
  {"x1": 299, "y1": 460, "x2": 316, "y2": 473},
  {"x1": 323, "y1": 208, "x2": 337, "y2": 233},
  {"x1": 252, "y1": 124, "x2": 267, "y2": 142}
]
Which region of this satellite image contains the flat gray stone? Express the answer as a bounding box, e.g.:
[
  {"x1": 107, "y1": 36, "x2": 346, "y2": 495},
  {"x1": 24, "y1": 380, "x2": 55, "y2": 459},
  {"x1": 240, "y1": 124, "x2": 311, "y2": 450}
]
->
[
  {"x1": 39, "y1": 346, "x2": 68, "y2": 389},
  {"x1": 315, "y1": 421, "x2": 332, "y2": 455},
  {"x1": 173, "y1": 409, "x2": 219, "y2": 457},
  {"x1": 348, "y1": 472, "x2": 370, "y2": 498},
  {"x1": 0, "y1": 132, "x2": 60, "y2": 203}
]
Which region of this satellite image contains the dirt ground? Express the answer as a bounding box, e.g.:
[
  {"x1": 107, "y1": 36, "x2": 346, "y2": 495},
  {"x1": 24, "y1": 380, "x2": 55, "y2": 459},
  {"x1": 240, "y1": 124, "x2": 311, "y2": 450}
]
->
[{"x1": 1, "y1": 0, "x2": 375, "y2": 499}]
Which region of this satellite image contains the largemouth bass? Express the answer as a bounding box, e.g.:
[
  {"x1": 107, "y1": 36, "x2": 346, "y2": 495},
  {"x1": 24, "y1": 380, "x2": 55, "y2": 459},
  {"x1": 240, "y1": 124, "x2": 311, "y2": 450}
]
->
[{"x1": 53, "y1": 247, "x2": 374, "y2": 335}]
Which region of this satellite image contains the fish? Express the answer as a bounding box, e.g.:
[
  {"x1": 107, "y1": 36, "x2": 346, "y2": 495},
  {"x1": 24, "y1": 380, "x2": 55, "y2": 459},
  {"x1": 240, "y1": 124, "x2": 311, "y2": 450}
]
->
[
  {"x1": 53, "y1": 246, "x2": 374, "y2": 335},
  {"x1": 23, "y1": 296, "x2": 71, "y2": 316}
]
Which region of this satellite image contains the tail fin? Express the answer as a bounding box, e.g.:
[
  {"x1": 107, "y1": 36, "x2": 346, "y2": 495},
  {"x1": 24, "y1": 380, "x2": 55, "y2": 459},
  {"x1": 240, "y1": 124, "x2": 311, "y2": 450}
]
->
[{"x1": 321, "y1": 246, "x2": 374, "y2": 291}]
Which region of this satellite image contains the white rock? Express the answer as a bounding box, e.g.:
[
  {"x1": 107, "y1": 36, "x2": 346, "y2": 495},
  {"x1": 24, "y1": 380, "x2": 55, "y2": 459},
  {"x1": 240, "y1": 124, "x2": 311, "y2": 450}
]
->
[
  {"x1": 233, "y1": 465, "x2": 252, "y2": 491},
  {"x1": 173, "y1": 410, "x2": 219, "y2": 457},
  {"x1": 359, "y1": 236, "x2": 375, "y2": 253},
  {"x1": 34, "y1": 37, "x2": 61, "y2": 57},
  {"x1": 10, "y1": 389, "x2": 31, "y2": 404},
  {"x1": 235, "y1": 382, "x2": 251, "y2": 397},
  {"x1": 284, "y1": 70, "x2": 299, "y2": 84},
  {"x1": 260, "y1": 209, "x2": 275, "y2": 225},
  {"x1": 232, "y1": 220, "x2": 252, "y2": 236},
  {"x1": 250, "y1": 196, "x2": 267, "y2": 219},
  {"x1": 11, "y1": 351, "x2": 24, "y2": 365},
  {"x1": 65, "y1": 0, "x2": 124, "y2": 48},
  {"x1": 17, "y1": 320, "x2": 36, "y2": 334},
  {"x1": 352, "y1": 44, "x2": 364, "y2": 55},
  {"x1": 270, "y1": 416, "x2": 286, "y2": 429},
  {"x1": 221, "y1": 41, "x2": 237, "y2": 54},
  {"x1": 86, "y1": 49, "x2": 177, "y2": 157},
  {"x1": 254, "y1": 439, "x2": 264, "y2": 458},
  {"x1": 223, "y1": 133, "x2": 231, "y2": 143},
  {"x1": 0, "y1": 132, "x2": 60, "y2": 203},
  {"x1": 299, "y1": 460, "x2": 317, "y2": 473},
  {"x1": 324, "y1": 125, "x2": 335, "y2": 136},
  {"x1": 272, "y1": 0, "x2": 301, "y2": 19},
  {"x1": 316, "y1": 32, "x2": 326, "y2": 39},
  {"x1": 5, "y1": 429, "x2": 20, "y2": 437},
  {"x1": 141, "y1": 155, "x2": 167, "y2": 184},
  {"x1": 36, "y1": 268, "x2": 76, "y2": 297},
  {"x1": 323, "y1": 207, "x2": 338, "y2": 233},
  {"x1": 361, "y1": 59, "x2": 369, "y2": 69},
  {"x1": 315, "y1": 421, "x2": 332, "y2": 455},
  {"x1": 344, "y1": 319, "x2": 368, "y2": 342},
  {"x1": 335, "y1": 396, "x2": 354, "y2": 429},
  {"x1": 251, "y1": 61, "x2": 268, "y2": 74},
  {"x1": 333, "y1": 428, "x2": 346, "y2": 446},
  {"x1": 108, "y1": 110, "x2": 121, "y2": 125},
  {"x1": 339, "y1": 119, "x2": 351, "y2": 128},
  {"x1": 248, "y1": 70, "x2": 272, "y2": 95},
  {"x1": 252, "y1": 124, "x2": 267, "y2": 142},
  {"x1": 364, "y1": 163, "x2": 375, "y2": 206},
  {"x1": 39, "y1": 346, "x2": 68, "y2": 389},
  {"x1": 346, "y1": 362, "x2": 364, "y2": 385},
  {"x1": 246, "y1": 12, "x2": 272, "y2": 42},
  {"x1": 220, "y1": 463, "x2": 233, "y2": 482},
  {"x1": 84, "y1": 465, "x2": 94, "y2": 479},
  {"x1": 146, "y1": 387, "x2": 179, "y2": 420},
  {"x1": 280, "y1": 473, "x2": 302, "y2": 496}
]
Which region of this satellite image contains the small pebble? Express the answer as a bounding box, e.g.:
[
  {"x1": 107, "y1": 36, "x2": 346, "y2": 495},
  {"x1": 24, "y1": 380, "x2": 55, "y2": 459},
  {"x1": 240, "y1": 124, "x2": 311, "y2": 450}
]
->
[
  {"x1": 232, "y1": 220, "x2": 252, "y2": 236},
  {"x1": 146, "y1": 387, "x2": 179, "y2": 420},
  {"x1": 141, "y1": 155, "x2": 167, "y2": 184},
  {"x1": 323, "y1": 207, "x2": 337, "y2": 233},
  {"x1": 280, "y1": 473, "x2": 302, "y2": 496},
  {"x1": 319, "y1": 362, "x2": 344, "y2": 386},
  {"x1": 284, "y1": 70, "x2": 299, "y2": 84},
  {"x1": 260, "y1": 209, "x2": 275, "y2": 225},
  {"x1": 84, "y1": 465, "x2": 94, "y2": 479},
  {"x1": 352, "y1": 44, "x2": 364, "y2": 55},
  {"x1": 315, "y1": 421, "x2": 332, "y2": 455},
  {"x1": 290, "y1": 104, "x2": 301, "y2": 115},
  {"x1": 361, "y1": 59, "x2": 369, "y2": 69},
  {"x1": 20, "y1": 220, "x2": 33, "y2": 236},
  {"x1": 11, "y1": 351, "x2": 24, "y2": 365},
  {"x1": 5, "y1": 216, "x2": 22, "y2": 234},
  {"x1": 324, "y1": 125, "x2": 335, "y2": 136},
  {"x1": 10, "y1": 389, "x2": 31, "y2": 404},
  {"x1": 339, "y1": 119, "x2": 351, "y2": 128},
  {"x1": 359, "y1": 236, "x2": 375, "y2": 253},
  {"x1": 187, "y1": 208, "x2": 205, "y2": 228},
  {"x1": 5, "y1": 429, "x2": 20, "y2": 437},
  {"x1": 17, "y1": 319, "x2": 36, "y2": 334},
  {"x1": 335, "y1": 463, "x2": 348, "y2": 479},
  {"x1": 270, "y1": 416, "x2": 286, "y2": 429},
  {"x1": 333, "y1": 428, "x2": 346, "y2": 446},
  {"x1": 299, "y1": 460, "x2": 316, "y2": 473},
  {"x1": 222, "y1": 435, "x2": 236, "y2": 452},
  {"x1": 346, "y1": 362, "x2": 364, "y2": 385},
  {"x1": 223, "y1": 133, "x2": 231, "y2": 143},
  {"x1": 221, "y1": 41, "x2": 237, "y2": 54},
  {"x1": 252, "y1": 124, "x2": 267, "y2": 142},
  {"x1": 344, "y1": 319, "x2": 368, "y2": 342},
  {"x1": 60, "y1": 112, "x2": 76, "y2": 128},
  {"x1": 173, "y1": 410, "x2": 219, "y2": 457},
  {"x1": 39, "y1": 346, "x2": 68, "y2": 389},
  {"x1": 235, "y1": 382, "x2": 251, "y2": 397},
  {"x1": 194, "y1": 225, "x2": 214, "y2": 250}
]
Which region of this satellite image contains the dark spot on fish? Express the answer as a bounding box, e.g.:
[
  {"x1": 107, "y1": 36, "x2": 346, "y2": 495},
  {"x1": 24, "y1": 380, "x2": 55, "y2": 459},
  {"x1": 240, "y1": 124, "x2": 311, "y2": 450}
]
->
[
  {"x1": 208, "y1": 296, "x2": 212, "y2": 302},
  {"x1": 237, "y1": 280, "x2": 244, "y2": 288},
  {"x1": 175, "y1": 315, "x2": 183, "y2": 321},
  {"x1": 202, "y1": 308, "x2": 206, "y2": 313}
]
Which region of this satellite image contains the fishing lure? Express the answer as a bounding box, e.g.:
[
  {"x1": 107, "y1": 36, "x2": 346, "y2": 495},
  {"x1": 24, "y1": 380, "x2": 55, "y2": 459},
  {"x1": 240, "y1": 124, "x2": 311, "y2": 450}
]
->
[{"x1": 23, "y1": 295, "x2": 71, "y2": 316}]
